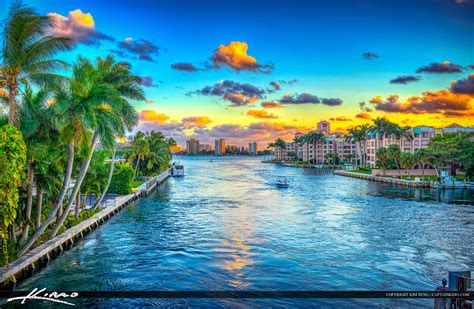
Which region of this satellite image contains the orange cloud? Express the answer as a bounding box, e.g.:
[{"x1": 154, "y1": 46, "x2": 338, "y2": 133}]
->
[
  {"x1": 329, "y1": 116, "x2": 352, "y2": 122},
  {"x1": 247, "y1": 109, "x2": 278, "y2": 119},
  {"x1": 48, "y1": 9, "x2": 112, "y2": 45},
  {"x1": 223, "y1": 92, "x2": 258, "y2": 107},
  {"x1": 211, "y1": 42, "x2": 273, "y2": 73},
  {"x1": 355, "y1": 112, "x2": 372, "y2": 119},
  {"x1": 261, "y1": 101, "x2": 284, "y2": 109},
  {"x1": 139, "y1": 110, "x2": 170, "y2": 123},
  {"x1": 181, "y1": 116, "x2": 212, "y2": 128},
  {"x1": 371, "y1": 90, "x2": 473, "y2": 116}
]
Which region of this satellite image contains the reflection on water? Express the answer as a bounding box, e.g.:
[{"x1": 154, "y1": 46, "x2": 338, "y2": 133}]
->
[{"x1": 13, "y1": 156, "x2": 474, "y2": 308}]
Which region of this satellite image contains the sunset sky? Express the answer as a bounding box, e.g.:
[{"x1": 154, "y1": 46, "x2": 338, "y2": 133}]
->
[{"x1": 1, "y1": 0, "x2": 473, "y2": 147}]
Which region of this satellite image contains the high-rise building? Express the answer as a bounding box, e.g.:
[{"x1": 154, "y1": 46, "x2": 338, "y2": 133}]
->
[
  {"x1": 249, "y1": 142, "x2": 258, "y2": 155},
  {"x1": 186, "y1": 138, "x2": 200, "y2": 155},
  {"x1": 317, "y1": 120, "x2": 330, "y2": 133},
  {"x1": 199, "y1": 144, "x2": 212, "y2": 152},
  {"x1": 215, "y1": 139, "x2": 226, "y2": 155}
]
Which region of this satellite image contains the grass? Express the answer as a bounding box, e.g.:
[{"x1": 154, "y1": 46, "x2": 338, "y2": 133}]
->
[
  {"x1": 132, "y1": 180, "x2": 144, "y2": 188},
  {"x1": 349, "y1": 168, "x2": 372, "y2": 174}
]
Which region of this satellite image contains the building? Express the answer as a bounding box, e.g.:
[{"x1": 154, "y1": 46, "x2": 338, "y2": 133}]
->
[
  {"x1": 186, "y1": 138, "x2": 200, "y2": 155},
  {"x1": 249, "y1": 142, "x2": 258, "y2": 155},
  {"x1": 199, "y1": 144, "x2": 213, "y2": 152},
  {"x1": 317, "y1": 120, "x2": 330, "y2": 133},
  {"x1": 215, "y1": 139, "x2": 226, "y2": 155}
]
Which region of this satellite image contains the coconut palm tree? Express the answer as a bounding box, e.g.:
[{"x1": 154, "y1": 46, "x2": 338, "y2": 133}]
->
[
  {"x1": 376, "y1": 147, "x2": 389, "y2": 176},
  {"x1": 17, "y1": 86, "x2": 58, "y2": 244},
  {"x1": 127, "y1": 132, "x2": 150, "y2": 176},
  {"x1": 397, "y1": 125, "x2": 413, "y2": 151},
  {"x1": 0, "y1": 1, "x2": 71, "y2": 126},
  {"x1": 387, "y1": 144, "x2": 402, "y2": 177},
  {"x1": 304, "y1": 131, "x2": 324, "y2": 165},
  {"x1": 415, "y1": 148, "x2": 431, "y2": 180},
  {"x1": 371, "y1": 117, "x2": 389, "y2": 154}
]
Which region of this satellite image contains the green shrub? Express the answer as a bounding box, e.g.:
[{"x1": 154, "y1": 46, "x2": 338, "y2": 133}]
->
[{"x1": 107, "y1": 163, "x2": 135, "y2": 195}]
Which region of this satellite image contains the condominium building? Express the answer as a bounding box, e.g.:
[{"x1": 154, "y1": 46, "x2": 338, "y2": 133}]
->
[
  {"x1": 199, "y1": 144, "x2": 213, "y2": 152},
  {"x1": 249, "y1": 142, "x2": 258, "y2": 155},
  {"x1": 317, "y1": 120, "x2": 330, "y2": 133},
  {"x1": 272, "y1": 122, "x2": 473, "y2": 166},
  {"x1": 215, "y1": 139, "x2": 226, "y2": 155},
  {"x1": 186, "y1": 138, "x2": 200, "y2": 155}
]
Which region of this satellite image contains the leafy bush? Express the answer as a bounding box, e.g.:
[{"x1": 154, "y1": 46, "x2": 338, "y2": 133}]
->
[{"x1": 107, "y1": 163, "x2": 135, "y2": 195}]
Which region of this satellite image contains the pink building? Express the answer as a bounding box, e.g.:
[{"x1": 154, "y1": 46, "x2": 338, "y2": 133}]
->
[{"x1": 317, "y1": 120, "x2": 330, "y2": 133}]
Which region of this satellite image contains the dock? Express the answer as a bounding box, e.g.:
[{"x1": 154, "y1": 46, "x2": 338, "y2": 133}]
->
[
  {"x1": 335, "y1": 170, "x2": 431, "y2": 188},
  {"x1": 0, "y1": 169, "x2": 170, "y2": 288}
]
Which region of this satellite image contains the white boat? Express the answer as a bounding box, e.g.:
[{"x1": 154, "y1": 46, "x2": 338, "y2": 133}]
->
[
  {"x1": 170, "y1": 162, "x2": 185, "y2": 177},
  {"x1": 276, "y1": 176, "x2": 289, "y2": 188}
]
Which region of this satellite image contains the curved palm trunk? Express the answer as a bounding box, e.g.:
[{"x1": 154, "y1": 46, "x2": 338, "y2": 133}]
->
[
  {"x1": 8, "y1": 85, "x2": 16, "y2": 126},
  {"x1": 19, "y1": 161, "x2": 34, "y2": 245},
  {"x1": 93, "y1": 148, "x2": 116, "y2": 210},
  {"x1": 35, "y1": 187, "x2": 43, "y2": 229},
  {"x1": 135, "y1": 156, "x2": 141, "y2": 177},
  {"x1": 50, "y1": 132, "x2": 98, "y2": 238},
  {"x1": 18, "y1": 140, "x2": 75, "y2": 257},
  {"x1": 74, "y1": 190, "x2": 81, "y2": 219}
]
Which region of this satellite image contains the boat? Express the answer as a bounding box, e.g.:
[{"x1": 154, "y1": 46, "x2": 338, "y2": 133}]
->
[
  {"x1": 276, "y1": 176, "x2": 289, "y2": 188},
  {"x1": 170, "y1": 162, "x2": 185, "y2": 177}
]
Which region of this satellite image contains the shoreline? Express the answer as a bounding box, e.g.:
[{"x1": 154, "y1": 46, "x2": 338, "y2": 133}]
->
[{"x1": 0, "y1": 170, "x2": 170, "y2": 289}]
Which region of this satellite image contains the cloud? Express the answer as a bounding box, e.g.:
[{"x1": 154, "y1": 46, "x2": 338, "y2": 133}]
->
[
  {"x1": 370, "y1": 90, "x2": 473, "y2": 116},
  {"x1": 468, "y1": 65, "x2": 474, "y2": 70},
  {"x1": 209, "y1": 41, "x2": 273, "y2": 73},
  {"x1": 139, "y1": 110, "x2": 170, "y2": 123},
  {"x1": 279, "y1": 93, "x2": 320, "y2": 104},
  {"x1": 140, "y1": 76, "x2": 160, "y2": 87},
  {"x1": 117, "y1": 37, "x2": 160, "y2": 62},
  {"x1": 223, "y1": 93, "x2": 258, "y2": 107},
  {"x1": 261, "y1": 101, "x2": 284, "y2": 109},
  {"x1": 321, "y1": 98, "x2": 343, "y2": 106},
  {"x1": 208, "y1": 122, "x2": 304, "y2": 141},
  {"x1": 390, "y1": 75, "x2": 422, "y2": 84},
  {"x1": 279, "y1": 93, "x2": 343, "y2": 106},
  {"x1": 181, "y1": 116, "x2": 212, "y2": 128},
  {"x1": 171, "y1": 62, "x2": 199, "y2": 72},
  {"x1": 247, "y1": 109, "x2": 278, "y2": 119},
  {"x1": 146, "y1": 99, "x2": 154, "y2": 104},
  {"x1": 359, "y1": 101, "x2": 373, "y2": 112},
  {"x1": 48, "y1": 9, "x2": 113, "y2": 46},
  {"x1": 329, "y1": 116, "x2": 352, "y2": 122},
  {"x1": 416, "y1": 61, "x2": 464, "y2": 74},
  {"x1": 355, "y1": 113, "x2": 372, "y2": 119},
  {"x1": 269, "y1": 81, "x2": 280, "y2": 90},
  {"x1": 191, "y1": 80, "x2": 265, "y2": 107},
  {"x1": 450, "y1": 74, "x2": 474, "y2": 95},
  {"x1": 363, "y1": 52, "x2": 379, "y2": 60}
]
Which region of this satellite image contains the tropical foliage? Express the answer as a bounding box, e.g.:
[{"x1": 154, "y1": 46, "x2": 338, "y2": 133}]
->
[{"x1": 0, "y1": 2, "x2": 173, "y2": 264}]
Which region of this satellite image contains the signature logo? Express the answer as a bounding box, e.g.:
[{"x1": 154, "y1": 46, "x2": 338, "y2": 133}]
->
[{"x1": 7, "y1": 288, "x2": 78, "y2": 306}]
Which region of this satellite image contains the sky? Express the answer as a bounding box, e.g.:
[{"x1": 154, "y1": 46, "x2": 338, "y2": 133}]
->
[{"x1": 1, "y1": 0, "x2": 473, "y2": 148}]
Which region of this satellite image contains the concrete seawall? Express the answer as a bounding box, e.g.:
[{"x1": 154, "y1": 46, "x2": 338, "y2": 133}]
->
[
  {"x1": 0, "y1": 169, "x2": 170, "y2": 288},
  {"x1": 335, "y1": 170, "x2": 431, "y2": 188}
]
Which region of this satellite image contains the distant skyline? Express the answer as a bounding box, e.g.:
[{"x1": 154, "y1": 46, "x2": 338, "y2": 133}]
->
[{"x1": 1, "y1": 0, "x2": 473, "y2": 147}]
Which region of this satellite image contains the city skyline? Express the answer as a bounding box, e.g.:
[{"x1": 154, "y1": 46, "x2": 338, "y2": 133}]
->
[{"x1": 2, "y1": 0, "x2": 473, "y2": 148}]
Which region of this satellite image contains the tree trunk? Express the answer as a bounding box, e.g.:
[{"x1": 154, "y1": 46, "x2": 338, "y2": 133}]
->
[
  {"x1": 422, "y1": 164, "x2": 425, "y2": 179},
  {"x1": 93, "y1": 149, "x2": 115, "y2": 210},
  {"x1": 135, "y1": 156, "x2": 141, "y2": 177},
  {"x1": 35, "y1": 186, "x2": 43, "y2": 229},
  {"x1": 17, "y1": 140, "x2": 75, "y2": 257},
  {"x1": 75, "y1": 190, "x2": 80, "y2": 219},
  {"x1": 8, "y1": 84, "x2": 16, "y2": 126},
  {"x1": 50, "y1": 132, "x2": 98, "y2": 238},
  {"x1": 19, "y1": 161, "x2": 34, "y2": 245}
]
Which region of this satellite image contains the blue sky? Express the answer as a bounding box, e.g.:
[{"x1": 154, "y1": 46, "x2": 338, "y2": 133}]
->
[{"x1": 1, "y1": 0, "x2": 473, "y2": 146}]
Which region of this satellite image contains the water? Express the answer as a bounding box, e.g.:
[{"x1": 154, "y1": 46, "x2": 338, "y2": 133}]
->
[{"x1": 13, "y1": 156, "x2": 474, "y2": 308}]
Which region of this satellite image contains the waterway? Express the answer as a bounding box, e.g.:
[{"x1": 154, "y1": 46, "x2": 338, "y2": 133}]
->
[{"x1": 14, "y1": 156, "x2": 474, "y2": 307}]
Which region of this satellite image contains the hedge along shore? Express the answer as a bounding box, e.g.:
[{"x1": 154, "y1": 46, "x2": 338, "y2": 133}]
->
[
  {"x1": 0, "y1": 169, "x2": 170, "y2": 289},
  {"x1": 335, "y1": 170, "x2": 430, "y2": 188}
]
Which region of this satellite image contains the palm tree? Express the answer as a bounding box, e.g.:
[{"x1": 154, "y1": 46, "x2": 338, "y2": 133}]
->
[
  {"x1": 397, "y1": 126, "x2": 413, "y2": 152},
  {"x1": 127, "y1": 132, "x2": 150, "y2": 176},
  {"x1": 17, "y1": 87, "x2": 58, "y2": 244},
  {"x1": 51, "y1": 56, "x2": 144, "y2": 237},
  {"x1": 387, "y1": 144, "x2": 402, "y2": 177},
  {"x1": 304, "y1": 131, "x2": 324, "y2": 165},
  {"x1": 0, "y1": 2, "x2": 71, "y2": 126},
  {"x1": 345, "y1": 127, "x2": 368, "y2": 167},
  {"x1": 376, "y1": 147, "x2": 390, "y2": 176},
  {"x1": 415, "y1": 148, "x2": 430, "y2": 180},
  {"x1": 293, "y1": 135, "x2": 304, "y2": 162},
  {"x1": 371, "y1": 117, "x2": 389, "y2": 155}
]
